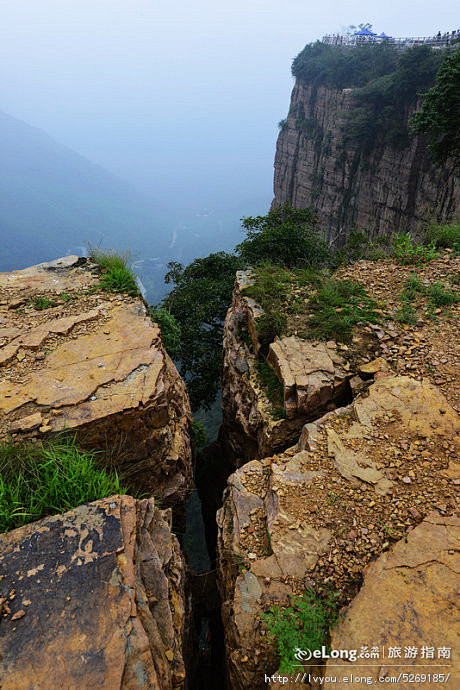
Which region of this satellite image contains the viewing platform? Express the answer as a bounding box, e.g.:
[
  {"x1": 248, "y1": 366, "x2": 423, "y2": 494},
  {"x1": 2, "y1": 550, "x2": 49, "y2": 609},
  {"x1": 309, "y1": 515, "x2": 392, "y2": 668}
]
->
[{"x1": 322, "y1": 31, "x2": 458, "y2": 50}]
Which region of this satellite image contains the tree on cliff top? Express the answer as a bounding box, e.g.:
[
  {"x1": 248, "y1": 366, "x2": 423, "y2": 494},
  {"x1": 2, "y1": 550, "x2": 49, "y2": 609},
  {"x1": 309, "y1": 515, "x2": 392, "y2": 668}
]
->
[
  {"x1": 237, "y1": 202, "x2": 330, "y2": 268},
  {"x1": 410, "y1": 47, "x2": 460, "y2": 166}
]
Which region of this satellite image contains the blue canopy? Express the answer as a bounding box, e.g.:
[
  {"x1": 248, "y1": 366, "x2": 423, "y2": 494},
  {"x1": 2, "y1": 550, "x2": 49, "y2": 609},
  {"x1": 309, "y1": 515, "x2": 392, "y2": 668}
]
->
[
  {"x1": 354, "y1": 28, "x2": 377, "y2": 36},
  {"x1": 378, "y1": 32, "x2": 391, "y2": 37}
]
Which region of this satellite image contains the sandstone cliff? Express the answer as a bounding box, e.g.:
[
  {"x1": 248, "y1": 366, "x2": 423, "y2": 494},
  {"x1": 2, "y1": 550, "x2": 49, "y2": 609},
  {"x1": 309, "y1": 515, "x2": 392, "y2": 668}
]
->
[
  {"x1": 0, "y1": 495, "x2": 189, "y2": 689},
  {"x1": 0, "y1": 256, "x2": 193, "y2": 505},
  {"x1": 272, "y1": 82, "x2": 459, "y2": 243}
]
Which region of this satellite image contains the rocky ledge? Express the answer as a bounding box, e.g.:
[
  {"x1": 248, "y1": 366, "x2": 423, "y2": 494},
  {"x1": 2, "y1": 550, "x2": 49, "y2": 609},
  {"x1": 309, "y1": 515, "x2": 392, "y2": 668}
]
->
[
  {"x1": 221, "y1": 271, "x2": 355, "y2": 462},
  {"x1": 217, "y1": 375, "x2": 459, "y2": 689},
  {"x1": 0, "y1": 256, "x2": 192, "y2": 504},
  {"x1": 0, "y1": 495, "x2": 189, "y2": 689}
]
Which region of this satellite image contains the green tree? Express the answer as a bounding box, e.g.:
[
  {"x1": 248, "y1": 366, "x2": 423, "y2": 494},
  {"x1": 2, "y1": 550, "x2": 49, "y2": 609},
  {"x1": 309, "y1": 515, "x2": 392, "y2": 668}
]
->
[
  {"x1": 161, "y1": 252, "x2": 240, "y2": 410},
  {"x1": 237, "y1": 201, "x2": 330, "y2": 268},
  {"x1": 150, "y1": 307, "x2": 181, "y2": 356},
  {"x1": 410, "y1": 47, "x2": 460, "y2": 166}
]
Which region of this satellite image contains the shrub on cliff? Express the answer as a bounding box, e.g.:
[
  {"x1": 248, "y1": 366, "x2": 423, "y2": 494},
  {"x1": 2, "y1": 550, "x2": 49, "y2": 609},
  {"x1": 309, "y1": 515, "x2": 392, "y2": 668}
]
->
[
  {"x1": 237, "y1": 202, "x2": 330, "y2": 269},
  {"x1": 292, "y1": 41, "x2": 398, "y2": 89},
  {"x1": 150, "y1": 307, "x2": 181, "y2": 356},
  {"x1": 89, "y1": 247, "x2": 138, "y2": 296},
  {"x1": 262, "y1": 589, "x2": 339, "y2": 674},
  {"x1": 410, "y1": 47, "x2": 460, "y2": 166}
]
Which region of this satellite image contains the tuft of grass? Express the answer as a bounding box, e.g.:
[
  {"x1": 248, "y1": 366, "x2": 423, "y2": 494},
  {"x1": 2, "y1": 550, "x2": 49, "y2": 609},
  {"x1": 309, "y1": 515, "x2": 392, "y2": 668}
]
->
[
  {"x1": 30, "y1": 296, "x2": 58, "y2": 310},
  {"x1": 89, "y1": 247, "x2": 138, "y2": 296},
  {"x1": 425, "y1": 222, "x2": 460, "y2": 252},
  {"x1": 426, "y1": 281, "x2": 459, "y2": 307},
  {"x1": 0, "y1": 435, "x2": 126, "y2": 533},
  {"x1": 308, "y1": 278, "x2": 380, "y2": 343},
  {"x1": 255, "y1": 361, "x2": 285, "y2": 419},
  {"x1": 261, "y1": 589, "x2": 339, "y2": 674},
  {"x1": 401, "y1": 273, "x2": 425, "y2": 301},
  {"x1": 394, "y1": 302, "x2": 417, "y2": 325}
]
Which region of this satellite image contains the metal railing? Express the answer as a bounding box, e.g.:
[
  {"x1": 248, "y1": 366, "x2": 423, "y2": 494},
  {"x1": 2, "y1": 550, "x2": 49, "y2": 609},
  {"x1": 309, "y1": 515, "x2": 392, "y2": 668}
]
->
[{"x1": 321, "y1": 34, "x2": 458, "y2": 50}]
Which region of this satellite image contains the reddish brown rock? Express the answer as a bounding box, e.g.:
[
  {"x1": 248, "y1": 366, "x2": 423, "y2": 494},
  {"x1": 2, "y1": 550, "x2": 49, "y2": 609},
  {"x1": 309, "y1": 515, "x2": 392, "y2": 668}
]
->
[
  {"x1": 324, "y1": 513, "x2": 460, "y2": 689},
  {"x1": 217, "y1": 376, "x2": 459, "y2": 689},
  {"x1": 0, "y1": 257, "x2": 192, "y2": 504},
  {"x1": 0, "y1": 495, "x2": 189, "y2": 689},
  {"x1": 272, "y1": 82, "x2": 459, "y2": 243}
]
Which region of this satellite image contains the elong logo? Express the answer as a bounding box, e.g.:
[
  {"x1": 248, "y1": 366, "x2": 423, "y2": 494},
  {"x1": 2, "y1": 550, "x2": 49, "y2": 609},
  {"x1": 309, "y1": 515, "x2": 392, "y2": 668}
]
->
[{"x1": 294, "y1": 646, "x2": 359, "y2": 663}]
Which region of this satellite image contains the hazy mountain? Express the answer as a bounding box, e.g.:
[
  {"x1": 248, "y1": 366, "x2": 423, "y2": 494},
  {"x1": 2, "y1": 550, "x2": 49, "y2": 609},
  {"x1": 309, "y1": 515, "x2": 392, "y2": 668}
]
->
[{"x1": 0, "y1": 110, "x2": 171, "y2": 279}]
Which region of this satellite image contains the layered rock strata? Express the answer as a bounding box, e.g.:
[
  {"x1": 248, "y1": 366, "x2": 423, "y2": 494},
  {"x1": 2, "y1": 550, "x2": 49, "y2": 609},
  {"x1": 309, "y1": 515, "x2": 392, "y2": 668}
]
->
[
  {"x1": 0, "y1": 256, "x2": 192, "y2": 504},
  {"x1": 217, "y1": 376, "x2": 459, "y2": 689},
  {"x1": 273, "y1": 82, "x2": 459, "y2": 243},
  {"x1": 0, "y1": 495, "x2": 188, "y2": 689},
  {"x1": 221, "y1": 271, "x2": 354, "y2": 462}
]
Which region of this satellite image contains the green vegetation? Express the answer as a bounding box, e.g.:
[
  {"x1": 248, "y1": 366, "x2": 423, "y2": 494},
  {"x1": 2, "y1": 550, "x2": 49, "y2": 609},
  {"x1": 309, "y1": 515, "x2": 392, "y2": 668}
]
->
[
  {"x1": 237, "y1": 202, "x2": 330, "y2": 269},
  {"x1": 161, "y1": 252, "x2": 240, "y2": 410},
  {"x1": 191, "y1": 420, "x2": 207, "y2": 448},
  {"x1": 410, "y1": 47, "x2": 460, "y2": 165},
  {"x1": 0, "y1": 436, "x2": 126, "y2": 533},
  {"x1": 308, "y1": 277, "x2": 380, "y2": 342},
  {"x1": 255, "y1": 361, "x2": 285, "y2": 419},
  {"x1": 89, "y1": 247, "x2": 138, "y2": 296},
  {"x1": 30, "y1": 296, "x2": 58, "y2": 310},
  {"x1": 344, "y1": 46, "x2": 442, "y2": 152},
  {"x1": 396, "y1": 272, "x2": 458, "y2": 324},
  {"x1": 292, "y1": 41, "x2": 399, "y2": 89},
  {"x1": 425, "y1": 222, "x2": 460, "y2": 252},
  {"x1": 150, "y1": 307, "x2": 181, "y2": 356},
  {"x1": 394, "y1": 302, "x2": 418, "y2": 325},
  {"x1": 243, "y1": 262, "x2": 379, "y2": 345},
  {"x1": 426, "y1": 281, "x2": 459, "y2": 307},
  {"x1": 262, "y1": 590, "x2": 339, "y2": 674},
  {"x1": 392, "y1": 233, "x2": 438, "y2": 265}
]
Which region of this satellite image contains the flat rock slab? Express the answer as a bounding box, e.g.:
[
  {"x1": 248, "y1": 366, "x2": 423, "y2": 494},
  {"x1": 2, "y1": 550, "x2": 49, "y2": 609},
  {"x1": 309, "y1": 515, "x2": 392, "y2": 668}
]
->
[
  {"x1": 0, "y1": 257, "x2": 192, "y2": 503},
  {"x1": 325, "y1": 512, "x2": 460, "y2": 688},
  {"x1": 0, "y1": 495, "x2": 187, "y2": 689},
  {"x1": 268, "y1": 336, "x2": 349, "y2": 419}
]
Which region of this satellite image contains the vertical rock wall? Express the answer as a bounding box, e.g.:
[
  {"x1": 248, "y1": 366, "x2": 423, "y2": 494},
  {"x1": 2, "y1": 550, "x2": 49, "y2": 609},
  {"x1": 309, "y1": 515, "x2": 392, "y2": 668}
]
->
[{"x1": 272, "y1": 82, "x2": 459, "y2": 243}]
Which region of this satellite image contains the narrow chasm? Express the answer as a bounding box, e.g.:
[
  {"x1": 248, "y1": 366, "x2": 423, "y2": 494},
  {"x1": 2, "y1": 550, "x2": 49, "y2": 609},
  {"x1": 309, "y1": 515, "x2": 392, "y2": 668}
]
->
[{"x1": 180, "y1": 403, "x2": 229, "y2": 690}]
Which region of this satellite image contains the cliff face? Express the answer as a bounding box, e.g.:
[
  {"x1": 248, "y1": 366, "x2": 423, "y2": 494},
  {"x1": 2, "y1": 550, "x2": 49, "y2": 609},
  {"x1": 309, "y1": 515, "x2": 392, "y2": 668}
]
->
[
  {"x1": 0, "y1": 256, "x2": 193, "y2": 506},
  {"x1": 273, "y1": 82, "x2": 459, "y2": 243}
]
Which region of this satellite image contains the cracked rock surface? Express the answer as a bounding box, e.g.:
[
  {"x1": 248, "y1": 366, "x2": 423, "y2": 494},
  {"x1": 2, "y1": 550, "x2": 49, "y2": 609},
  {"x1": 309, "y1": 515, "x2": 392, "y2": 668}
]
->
[
  {"x1": 217, "y1": 376, "x2": 459, "y2": 689},
  {"x1": 0, "y1": 495, "x2": 188, "y2": 689},
  {"x1": 324, "y1": 512, "x2": 459, "y2": 688},
  {"x1": 0, "y1": 256, "x2": 192, "y2": 504}
]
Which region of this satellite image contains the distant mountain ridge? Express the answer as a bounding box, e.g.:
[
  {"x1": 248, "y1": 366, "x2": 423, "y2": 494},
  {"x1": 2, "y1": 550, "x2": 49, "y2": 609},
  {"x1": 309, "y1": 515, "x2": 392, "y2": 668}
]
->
[{"x1": 0, "y1": 110, "x2": 168, "y2": 271}]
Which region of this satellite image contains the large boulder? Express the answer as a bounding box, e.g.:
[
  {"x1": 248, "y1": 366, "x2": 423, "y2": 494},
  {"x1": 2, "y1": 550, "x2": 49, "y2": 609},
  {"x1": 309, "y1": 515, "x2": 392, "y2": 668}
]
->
[
  {"x1": 0, "y1": 495, "x2": 189, "y2": 689},
  {"x1": 0, "y1": 256, "x2": 192, "y2": 504}
]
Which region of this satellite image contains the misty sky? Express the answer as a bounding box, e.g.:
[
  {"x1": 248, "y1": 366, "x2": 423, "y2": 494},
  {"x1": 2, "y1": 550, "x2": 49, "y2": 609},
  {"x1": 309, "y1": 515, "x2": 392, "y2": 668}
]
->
[{"x1": 1, "y1": 0, "x2": 458, "y2": 213}]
